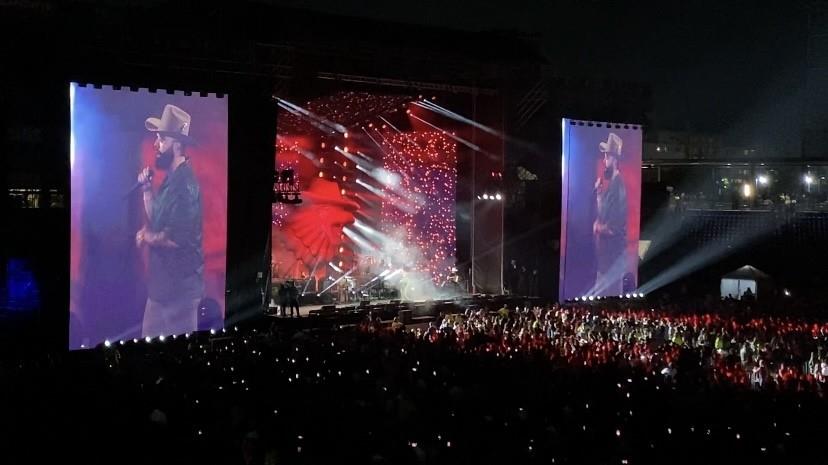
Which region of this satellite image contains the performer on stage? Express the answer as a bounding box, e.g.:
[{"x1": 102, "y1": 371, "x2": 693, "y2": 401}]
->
[
  {"x1": 442, "y1": 266, "x2": 463, "y2": 297},
  {"x1": 136, "y1": 104, "x2": 204, "y2": 337},
  {"x1": 593, "y1": 133, "x2": 628, "y2": 296},
  {"x1": 287, "y1": 281, "x2": 300, "y2": 317}
]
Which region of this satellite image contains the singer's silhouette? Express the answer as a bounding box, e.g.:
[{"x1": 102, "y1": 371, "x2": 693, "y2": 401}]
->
[{"x1": 136, "y1": 104, "x2": 203, "y2": 337}]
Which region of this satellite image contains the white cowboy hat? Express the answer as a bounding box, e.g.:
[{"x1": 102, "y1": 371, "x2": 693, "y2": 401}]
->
[
  {"x1": 145, "y1": 104, "x2": 194, "y2": 144},
  {"x1": 599, "y1": 132, "x2": 623, "y2": 157}
]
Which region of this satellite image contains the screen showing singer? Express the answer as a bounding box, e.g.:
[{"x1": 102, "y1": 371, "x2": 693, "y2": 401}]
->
[
  {"x1": 559, "y1": 120, "x2": 641, "y2": 301},
  {"x1": 69, "y1": 84, "x2": 228, "y2": 349}
]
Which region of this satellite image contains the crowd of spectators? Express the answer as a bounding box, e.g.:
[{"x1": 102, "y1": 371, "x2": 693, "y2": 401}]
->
[
  {"x1": 425, "y1": 302, "x2": 828, "y2": 392},
  {"x1": 2, "y1": 299, "x2": 828, "y2": 464}
]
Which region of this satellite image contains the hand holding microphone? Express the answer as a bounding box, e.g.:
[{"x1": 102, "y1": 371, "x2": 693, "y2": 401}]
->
[
  {"x1": 124, "y1": 167, "x2": 154, "y2": 197},
  {"x1": 137, "y1": 167, "x2": 154, "y2": 191}
]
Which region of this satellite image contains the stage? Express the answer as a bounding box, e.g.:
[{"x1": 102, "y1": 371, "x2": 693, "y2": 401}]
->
[
  {"x1": 264, "y1": 294, "x2": 544, "y2": 327},
  {"x1": 266, "y1": 298, "x2": 402, "y2": 318}
]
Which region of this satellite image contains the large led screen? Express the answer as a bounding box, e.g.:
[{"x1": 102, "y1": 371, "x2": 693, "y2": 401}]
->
[
  {"x1": 560, "y1": 119, "x2": 641, "y2": 301},
  {"x1": 272, "y1": 93, "x2": 458, "y2": 303},
  {"x1": 70, "y1": 84, "x2": 228, "y2": 349}
]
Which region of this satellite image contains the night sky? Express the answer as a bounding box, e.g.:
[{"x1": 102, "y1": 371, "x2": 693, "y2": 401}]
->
[{"x1": 266, "y1": 0, "x2": 810, "y2": 153}]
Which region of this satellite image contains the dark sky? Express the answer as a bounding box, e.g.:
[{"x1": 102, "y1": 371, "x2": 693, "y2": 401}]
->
[{"x1": 266, "y1": 0, "x2": 810, "y2": 153}]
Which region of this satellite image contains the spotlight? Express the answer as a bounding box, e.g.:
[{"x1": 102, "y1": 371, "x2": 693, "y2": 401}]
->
[
  {"x1": 625, "y1": 294, "x2": 631, "y2": 299},
  {"x1": 482, "y1": 193, "x2": 489, "y2": 200},
  {"x1": 159, "y1": 335, "x2": 166, "y2": 342},
  {"x1": 145, "y1": 336, "x2": 152, "y2": 343},
  {"x1": 805, "y1": 174, "x2": 814, "y2": 185},
  {"x1": 210, "y1": 329, "x2": 216, "y2": 335},
  {"x1": 783, "y1": 289, "x2": 791, "y2": 297},
  {"x1": 757, "y1": 175, "x2": 769, "y2": 185},
  {"x1": 104, "y1": 340, "x2": 111, "y2": 348},
  {"x1": 495, "y1": 193, "x2": 502, "y2": 200},
  {"x1": 742, "y1": 183, "x2": 752, "y2": 198},
  {"x1": 588, "y1": 296, "x2": 594, "y2": 301}
]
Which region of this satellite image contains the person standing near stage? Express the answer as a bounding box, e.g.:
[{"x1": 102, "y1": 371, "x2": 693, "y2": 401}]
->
[
  {"x1": 136, "y1": 104, "x2": 203, "y2": 337},
  {"x1": 592, "y1": 132, "x2": 628, "y2": 296},
  {"x1": 277, "y1": 283, "x2": 288, "y2": 317},
  {"x1": 288, "y1": 281, "x2": 300, "y2": 317}
]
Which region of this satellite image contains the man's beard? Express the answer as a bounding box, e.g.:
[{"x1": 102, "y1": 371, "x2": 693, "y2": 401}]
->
[
  {"x1": 603, "y1": 165, "x2": 614, "y2": 180},
  {"x1": 155, "y1": 149, "x2": 174, "y2": 170}
]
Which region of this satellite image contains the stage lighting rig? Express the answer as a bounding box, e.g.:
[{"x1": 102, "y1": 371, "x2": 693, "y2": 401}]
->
[{"x1": 273, "y1": 169, "x2": 303, "y2": 204}]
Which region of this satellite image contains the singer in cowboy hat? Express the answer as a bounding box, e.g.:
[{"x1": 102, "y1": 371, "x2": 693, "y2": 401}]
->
[
  {"x1": 136, "y1": 104, "x2": 204, "y2": 338},
  {"x1": 592, "y1": 132, "x2": 628, "y2": 296}
]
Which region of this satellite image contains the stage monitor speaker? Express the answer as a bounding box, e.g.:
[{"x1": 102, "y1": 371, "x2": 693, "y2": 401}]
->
[
  {"x1": 359, "y1": 300, "x2": 371, "y2": 307},
  {"x1": 390, "y1": 299, "x2": 401, "y2": 305},
  {"x1": 399, "y1": 309, "x2": 412, "y2": 325}
]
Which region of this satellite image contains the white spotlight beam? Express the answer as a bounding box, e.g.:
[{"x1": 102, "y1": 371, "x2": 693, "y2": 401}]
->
[
  {"x1": 318, "y1": 267, "x2": 356, "y2": 295},
  {"x1": 277, "y1": 102, "x2": 334, "y2": 135},
  {"x1": 335, "y1": 146, "x2": 374, "y2": 169},
  {"x1": 343, "y1": 227, "x2": 380, "y2": 254},
  {"x1": 359, "y1": 268, "x2": 392, "y2": 290},
  {"x1": 362, "y1": 127, "x2": 391, "y2": 159},
  {"x1": 355, "y1": 178, "x2": 418, "y2": 214},
  {"x1": 377, "y1": 116, "x2": 403, "y2": 134},
  {"x1": 354, "y1": 219, "x2": 386, "y2": 239},
  {"x1": 416, "y1": 99, "x2": 541, "y2": 154},
  {"x1": 384, "y1": 268, "x2": 403, "y2": 281},
  {"x1": 355, "y1": 178, "x2": 386, "y2": 198},
  {"x1": 301, "y1": 257, "x2": 323, "y2": 295},
  {"x1": 407, "y1": 113, "x2": 481, "y2": 152},
  {"x1": 414, "y1": 100, "x2": 501, "y2": 137},
  {"x1": 407, "y1": 112, "x2": 505, "y2": 162},
  {"x1": 276, "y1": 98, "x2": 347, "y2": 134}
]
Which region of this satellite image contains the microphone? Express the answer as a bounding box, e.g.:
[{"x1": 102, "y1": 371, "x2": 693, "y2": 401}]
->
[{"x1": 124, "y1": 168, "x2": 154, "y2": 197}]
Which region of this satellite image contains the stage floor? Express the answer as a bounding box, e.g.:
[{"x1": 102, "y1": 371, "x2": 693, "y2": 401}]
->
[
  {"x1": 266, "y1": 299, "x2": 399, "y2": 318},
  {"x1": 264, "y1": 296, "x2": 472, "y2": 318}
]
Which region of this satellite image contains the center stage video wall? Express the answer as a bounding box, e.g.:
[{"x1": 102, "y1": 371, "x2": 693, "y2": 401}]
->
[
  {"x1": 69, "y1": 84, "x2": 228, "y2": 349},
  {"x1": 272, "y1": 92, "x2": 458, "y2": 302},
  {"x1": 560, "y1": 119, "x2": 641, "y2": 301}
]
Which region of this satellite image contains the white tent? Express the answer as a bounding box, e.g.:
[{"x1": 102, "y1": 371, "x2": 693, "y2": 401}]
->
[{"x1": 720, "y1": 265, "x2": 770, "y2": 300}]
